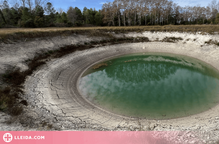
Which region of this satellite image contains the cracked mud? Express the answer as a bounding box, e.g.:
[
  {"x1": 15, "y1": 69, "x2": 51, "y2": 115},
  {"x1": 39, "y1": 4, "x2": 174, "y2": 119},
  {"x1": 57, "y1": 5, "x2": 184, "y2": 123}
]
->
[{"x1": 24, "y1": 41, "x2": 219, "y2": 142}]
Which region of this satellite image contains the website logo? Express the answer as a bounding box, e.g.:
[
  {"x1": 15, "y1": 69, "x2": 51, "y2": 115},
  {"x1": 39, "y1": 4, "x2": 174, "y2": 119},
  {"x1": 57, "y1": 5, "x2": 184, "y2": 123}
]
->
[{"x1": 3, "y1": 133, "x2": 13, "y2": 143}]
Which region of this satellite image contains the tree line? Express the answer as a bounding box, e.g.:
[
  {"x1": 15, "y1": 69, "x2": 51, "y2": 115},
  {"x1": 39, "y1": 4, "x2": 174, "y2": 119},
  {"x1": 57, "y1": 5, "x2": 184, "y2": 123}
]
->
[
  {"x1": 102, "y1": 0, "x2": 219, "y2": 26},
  {"x1": 0, "y1": 0, "x2": 219, "y2": 28},
  {"x1": 0, "y1": 0, "x2": 103, "y2": 28}
]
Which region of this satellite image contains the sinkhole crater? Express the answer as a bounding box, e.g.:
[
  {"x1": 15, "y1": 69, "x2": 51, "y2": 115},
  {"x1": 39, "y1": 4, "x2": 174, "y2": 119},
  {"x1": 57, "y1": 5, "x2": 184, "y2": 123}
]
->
[{"x1": 78, "y1": 53, "x2": 219, "y2": 119}]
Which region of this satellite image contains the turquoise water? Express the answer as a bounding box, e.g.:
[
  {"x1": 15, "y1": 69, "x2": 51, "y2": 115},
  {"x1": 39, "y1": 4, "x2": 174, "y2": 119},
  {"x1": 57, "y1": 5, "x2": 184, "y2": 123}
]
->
[{"x1": 78, "y1": 53, "x2": 219, "y2": 119}]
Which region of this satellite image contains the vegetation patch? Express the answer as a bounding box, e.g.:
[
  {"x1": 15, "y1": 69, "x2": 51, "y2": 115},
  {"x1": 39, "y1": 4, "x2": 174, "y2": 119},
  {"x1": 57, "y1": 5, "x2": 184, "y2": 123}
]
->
[
  {"x1": 0, "y1": 87, "x2": 24, "y2": 116},
  {"x1": 162, "y1": 37, "x2": 183, "y2": 43},
  {"x1": 205, "y1": 39, "x2": 219, "y2": 46}
]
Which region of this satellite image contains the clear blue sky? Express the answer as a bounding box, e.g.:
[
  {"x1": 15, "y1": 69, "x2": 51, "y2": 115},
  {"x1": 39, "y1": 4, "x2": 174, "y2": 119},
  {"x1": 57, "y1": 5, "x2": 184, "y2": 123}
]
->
[
  {"x1": 173, "y1": 0, "x2": 211, "y2": 7},
  {"x1": 51, "y1": 0, "x2": 212, "y2": 12},
  {"x1": 51, "y1": 0, "x2": 112, "y2": 12}
]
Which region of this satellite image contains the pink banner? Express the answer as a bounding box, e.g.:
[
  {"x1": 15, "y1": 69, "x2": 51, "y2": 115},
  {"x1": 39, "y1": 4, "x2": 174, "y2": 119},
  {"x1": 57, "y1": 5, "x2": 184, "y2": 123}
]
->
[{"x1": 0, "y1": 131, "x2": 201, "y2": 144}]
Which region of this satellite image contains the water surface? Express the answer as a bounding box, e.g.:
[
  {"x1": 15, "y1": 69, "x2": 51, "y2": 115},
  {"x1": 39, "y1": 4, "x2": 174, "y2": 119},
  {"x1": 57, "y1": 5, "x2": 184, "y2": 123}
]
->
[{"x1": 78, "y1": 53, "x2": 219, "y2": 119}]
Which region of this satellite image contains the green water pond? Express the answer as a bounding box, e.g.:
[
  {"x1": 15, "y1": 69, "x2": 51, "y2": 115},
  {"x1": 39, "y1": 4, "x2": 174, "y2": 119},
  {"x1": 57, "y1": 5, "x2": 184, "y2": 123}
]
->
[{"x1": 78, "y1": 53, "x2": 219, "y2": 119}]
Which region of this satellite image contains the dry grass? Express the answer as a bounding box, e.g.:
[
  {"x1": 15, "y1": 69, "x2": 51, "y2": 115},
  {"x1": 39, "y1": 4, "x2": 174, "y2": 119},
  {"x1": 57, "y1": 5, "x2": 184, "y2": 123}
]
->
[
  {"x1": 0, "y1": 25, "x2": 217, "y2": 34},
  {"x1": 0, "y1": 25, "x2": 219, "y2": 42}
]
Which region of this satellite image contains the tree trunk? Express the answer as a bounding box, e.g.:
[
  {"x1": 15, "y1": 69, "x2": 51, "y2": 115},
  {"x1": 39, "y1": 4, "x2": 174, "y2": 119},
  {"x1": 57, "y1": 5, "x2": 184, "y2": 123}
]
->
[
  {"x1": 128, "y1": 12, "x2": 131, "y2": 26},
  {"x1": 160, "y1": 15, "x2": 162, "y2": 25},
  {"x1": 118, "y1": 13, "x2": 121, "y2": 26},
  {"x1": 155, "y1": 11, "x2": 156, "y2": 25},
  {"x1": 145, "y1": 15, "x2": 147, "y2": 25},
  {"x1": 112, "y1": 13, "x2": 115, "y2": 26},
  {"x1": 167, "y1": 14, "x2": 168, "y2": 24},
  {"x1": 139, "y1": 14, "x2": 141, "y2": 25},
  {"x1": 134, "y1": 11, "x2": 136, "y2": 25},
  {"x1": 124, "y1": 13, "x2": 126, "y2": 26}
]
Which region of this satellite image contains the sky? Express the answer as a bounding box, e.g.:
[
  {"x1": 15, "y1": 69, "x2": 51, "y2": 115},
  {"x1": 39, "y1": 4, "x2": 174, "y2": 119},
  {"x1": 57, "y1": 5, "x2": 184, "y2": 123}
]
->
[
  {"x1": 51, "y1": 0, "x2": 110, "y2": 12},
  {"x1": 50, "y1": 0, "x2": 213, "y2": 12}
]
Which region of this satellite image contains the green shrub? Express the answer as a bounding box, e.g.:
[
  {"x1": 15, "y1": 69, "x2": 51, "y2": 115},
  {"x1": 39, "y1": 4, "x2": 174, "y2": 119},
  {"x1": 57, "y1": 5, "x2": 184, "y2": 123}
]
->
[
  {"x1": 34, "y1": 16, "x2": 44, "y2": 27},
  {"x1": 67, "y1": 21, "x2": 73, "y2": 27},
  {"x1": 21, "y1": 18, "x2": 34, "y2": 28},
  {"x1": 75, "y1": 22, "x2": 82, "y2": 26}
]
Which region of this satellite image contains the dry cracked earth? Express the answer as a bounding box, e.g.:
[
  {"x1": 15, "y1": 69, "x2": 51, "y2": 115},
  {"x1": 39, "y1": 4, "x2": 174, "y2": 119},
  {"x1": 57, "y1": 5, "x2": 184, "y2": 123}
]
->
[{"x1": 1, "y1": 32, "x2": 219, "y2": 144}]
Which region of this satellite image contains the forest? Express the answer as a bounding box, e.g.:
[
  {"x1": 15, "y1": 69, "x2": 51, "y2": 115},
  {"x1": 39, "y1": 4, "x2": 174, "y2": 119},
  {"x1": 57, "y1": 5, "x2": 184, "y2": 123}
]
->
[{"x1": 0, "y1": 0, "x2": 219, "y2": 28}]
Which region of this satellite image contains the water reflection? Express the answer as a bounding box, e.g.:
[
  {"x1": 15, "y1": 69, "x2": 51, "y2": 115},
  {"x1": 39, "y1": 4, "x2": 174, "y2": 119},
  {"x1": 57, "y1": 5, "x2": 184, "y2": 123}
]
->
[
  {"x1": 79, "y1": 53, "x2": 219, "y2": 119},
  {"x1": 106, "y1": 62, "x2": 178, "y2": 82}
]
